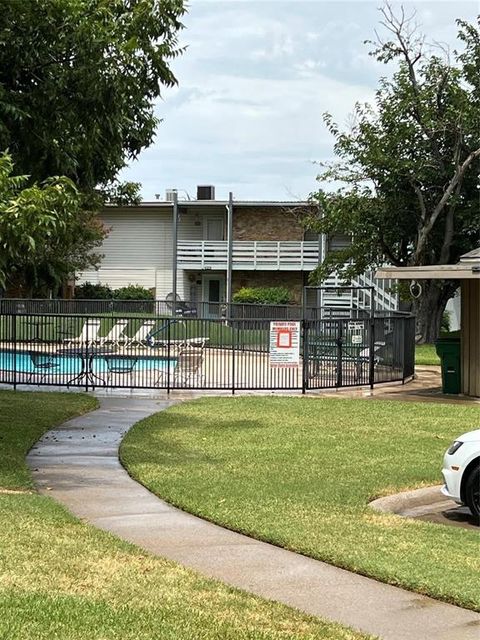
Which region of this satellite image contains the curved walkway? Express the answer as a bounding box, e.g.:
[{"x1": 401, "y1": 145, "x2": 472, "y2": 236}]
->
[{"x1": 27, "y1": 397, "x2": 480, "y2": 640}]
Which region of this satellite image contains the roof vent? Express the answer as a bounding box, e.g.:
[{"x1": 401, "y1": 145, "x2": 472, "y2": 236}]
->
[
  {"x1": 197, "y1": 185, "x2": 215, "y2": 200},
  {"x1": 165, "y1": 189, "x2": 177, "y2": 201}
]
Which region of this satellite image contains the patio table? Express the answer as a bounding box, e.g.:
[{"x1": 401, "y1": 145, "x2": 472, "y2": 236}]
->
[
  {"x1": 23, "y1": 318, "x2": 54, "y2": 342},
  {"x1": 57, "y1": 346, "x2": 117, "y2": 387}
]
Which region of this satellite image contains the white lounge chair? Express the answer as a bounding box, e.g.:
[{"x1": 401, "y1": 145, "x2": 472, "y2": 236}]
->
[
  {"x1": 184, "y1": 337, "x2": 209, "y2": 348},
  {"x1": 97, "y1": 319, "x2": 128, "y2": 347},
  {"x1": 150, "y1": 336, "x2": 209, "y2": 353},
  {"x1": 63, "y1": 319, "x2": 101, "y2": 346},
  {"x1": 125, "y1": 320, "x2": 156, "y2": 348}
]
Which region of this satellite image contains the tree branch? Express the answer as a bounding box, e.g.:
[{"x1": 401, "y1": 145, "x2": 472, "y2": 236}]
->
[
  {"x1": 415, "y1": 146, "x2": 480, "y2": 262},
  {"x1": 378, "y1": 233, "x2": 402, "y2": 266},
  {"x1": 411, "y1": 181, "x2": 427, "y2": 224}
]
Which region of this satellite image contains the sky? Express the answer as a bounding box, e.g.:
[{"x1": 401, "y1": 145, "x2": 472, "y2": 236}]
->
[{"x1": 121, "y1": 0, "x2": 479, "y2": 202}]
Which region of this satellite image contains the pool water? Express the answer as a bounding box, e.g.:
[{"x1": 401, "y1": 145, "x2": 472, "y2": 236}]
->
[{"x1": 0, "y1": 350, "x2": 176, "y2": 377}]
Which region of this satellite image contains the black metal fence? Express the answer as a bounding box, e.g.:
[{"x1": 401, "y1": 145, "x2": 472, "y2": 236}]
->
[
  {"x1": 0, "y1": 310, "x2": 415, "y2": 393},
  {"x1": 0, "y1": 298, "x2": 304, "y2": 320}
]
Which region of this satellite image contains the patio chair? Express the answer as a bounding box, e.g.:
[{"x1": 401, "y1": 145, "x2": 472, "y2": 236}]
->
[
  {"x1": 104, "y1": 355, "x2": 139, "y2": 386},
  {"x1": 125, "y1": 320, "x2": 156, "y2": 348},
  {"x1": 353, "y1": 341, "x2": 386, "y2": 382},
  {"x1": 28, "y1": 351, "x2": 61, "y2": 384},
  {"x1": 155, "y1": 348, "x2": 205, "y2": 387},
  {"x1": 62, "y1": 319, "x2": 101, "y2": 346},
  {"x1": 173, "y1": 348, "x2": 205, "y2": 386},
  {"x1": 97, "y1": 319, "x2": 128, "y2": 347},
  {"x1": 165, "y1": 293, "x2": 197, "y2": 318}
]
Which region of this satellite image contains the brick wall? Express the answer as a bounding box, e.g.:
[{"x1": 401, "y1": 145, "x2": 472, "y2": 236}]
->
[
  {"x1": 233, "y1": 207, "x2": 304, "y2": 241},
  {"x1": 232, "y1": 271, "x2": 305, "y2": 303}
]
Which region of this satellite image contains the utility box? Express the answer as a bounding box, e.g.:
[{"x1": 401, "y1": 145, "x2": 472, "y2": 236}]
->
[{"x1": 435, "y1": 337, "x2": 461, "y2": 395}]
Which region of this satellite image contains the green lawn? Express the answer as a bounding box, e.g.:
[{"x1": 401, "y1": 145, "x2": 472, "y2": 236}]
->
[
  {"x1": 415, "y1": 344, "x2": 440, "y2": 366},
  {"x1": 0, "y1": 315, "x2": 267, "y2": 348},
  {"x1": 121, "y1": 397, "x2": 480, "y2": 611},
  {"x1": 0, "y1": 390, "x2": 369, "y2": 640}
]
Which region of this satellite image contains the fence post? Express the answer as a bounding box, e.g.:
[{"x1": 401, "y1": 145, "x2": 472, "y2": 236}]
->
[
  {"x1": 85, "y1": 317, "x2": 89, "y2": 392},
  {"x1": 12, "y1": 313, "x2": 17, "y2": 391},
  {"x1": 369, "y1": 317, "x2": 375, "y2": 390},
  {"x1": 302, "y1": 320, "x2": 308, "y2": 394},
  {"x1": 167, "y1": 320, "x2": 171, "y2": 395},
  {"x1": 336, "y1": 321, "x2": 343, "y2": 387},
  {"x1": 231, "y1": 319, "x2": 236, "y2": 395}
]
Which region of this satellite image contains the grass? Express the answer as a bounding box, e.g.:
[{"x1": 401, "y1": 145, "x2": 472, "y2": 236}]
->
[
  {"x1": 0, "y1": 315, "x2": 267, "y2": 348},
  {"x1": 121, "y1": 396, "x2": 480, "y2": 611},
  {"x1": 0, "y1": 390, "x2": 97, "y2": 489},
  {"x1": 415, "y1": 344, "x2": 440, "y2": 366},
  {"x1": 0, "y1": 390, "x2": 370, "y2": 640}
]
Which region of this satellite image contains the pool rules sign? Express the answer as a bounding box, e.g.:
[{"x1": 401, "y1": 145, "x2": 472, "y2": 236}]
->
[{"x1": 269, "y1": 321, "x2": 300, "y2": 368}]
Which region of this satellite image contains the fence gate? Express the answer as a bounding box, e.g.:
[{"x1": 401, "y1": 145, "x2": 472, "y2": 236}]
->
[{"x1": 304, "y1": 318, "x2": 373, "y2": 389}]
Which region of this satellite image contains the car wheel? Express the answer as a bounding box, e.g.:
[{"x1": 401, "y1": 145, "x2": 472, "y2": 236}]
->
[{"x1": 465, "y1": 464, "x2": 480, "y2": 525}]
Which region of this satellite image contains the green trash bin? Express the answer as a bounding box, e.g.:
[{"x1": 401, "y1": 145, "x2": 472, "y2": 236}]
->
[{"x1": 435, "y1": 337, "x2": 461, "y2": 394}]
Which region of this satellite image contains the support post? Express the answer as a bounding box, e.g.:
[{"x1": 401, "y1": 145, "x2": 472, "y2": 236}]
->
[
  {"x1": 167, "y1": 320, "x2": 171, "y2": 394},
  {"x1": 226, "y1": 192, "x2": 234, "y2": 313},
  {"x1": 369, "y1": 317, "x2": 375, "y2": 390},
  {"x1": 12, "y1": 313, "x2": 17, "y2": 390},
  {"x1": 302, "y1": 319, "x2": 308, "y2": 394},
  {"x1": 172, "y1": 191, "x2": 178, "y2": 314}
]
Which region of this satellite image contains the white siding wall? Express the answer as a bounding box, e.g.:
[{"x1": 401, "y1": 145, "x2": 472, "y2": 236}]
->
[
  {"x1": 77, "y1": 269, "x2": 157, "y2": 290},
  {"x1": 178, "y1": 211, "x2": 225, "y2": 241},
  {"x1": 99, "y1": 210, "x2": 172, "y2": 268},
  {"x1": 328, "y1": 234, "x2": 351, "y2": 252},
  {"x1": 77, "y1": 208, "x2": 175, "y2": 298}
]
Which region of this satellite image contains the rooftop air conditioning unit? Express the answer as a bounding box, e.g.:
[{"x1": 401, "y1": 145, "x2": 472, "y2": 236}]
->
[
  {"x1": 197, "y1": 185, "x2": 215, "y2": 200},
  {"x1": 165, "y1": 189, "x2": 177, "y2": 201}
]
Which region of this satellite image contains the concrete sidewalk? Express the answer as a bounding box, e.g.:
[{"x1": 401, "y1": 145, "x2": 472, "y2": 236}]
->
[{"x1": 27, "y1": 397, "x2": 480, "y2": 640}]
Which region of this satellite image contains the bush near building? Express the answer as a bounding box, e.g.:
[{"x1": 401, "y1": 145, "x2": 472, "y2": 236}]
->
[
  {"x1": 233, "y1": 286, "x2": 293, "y2": 305},
  {"x1": 74, "y1": 283, "x2": 154, "y2": 301}
]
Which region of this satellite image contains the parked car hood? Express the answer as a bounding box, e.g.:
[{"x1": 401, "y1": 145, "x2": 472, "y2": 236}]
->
[{"x1": 455, "y1": 429, "x2": 480, "y2": 443}]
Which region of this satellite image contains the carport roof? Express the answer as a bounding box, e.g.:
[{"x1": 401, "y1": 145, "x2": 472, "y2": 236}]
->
[{"x1": 375, "y1": 248, "x2": 480, "y2": 280}]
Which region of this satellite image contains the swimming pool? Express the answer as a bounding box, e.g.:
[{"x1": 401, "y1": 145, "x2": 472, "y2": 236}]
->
[{"x1": 0, "y1": 350, "x2": 176, "y2": 379}]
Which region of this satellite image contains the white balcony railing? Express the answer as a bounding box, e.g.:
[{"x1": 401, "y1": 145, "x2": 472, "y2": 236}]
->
[{"x1": 177, "y1": 240, "x2": 320, "y2": 271}]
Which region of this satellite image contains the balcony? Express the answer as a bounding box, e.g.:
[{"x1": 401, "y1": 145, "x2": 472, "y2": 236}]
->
[{"x1": 177, "y1": 241, "x2": 320, "y2": 271}]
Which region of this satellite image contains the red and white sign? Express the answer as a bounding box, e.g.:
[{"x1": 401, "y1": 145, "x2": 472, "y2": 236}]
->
[{"x1": 269, "y1": 321, "x2": 300, "y2": 368}]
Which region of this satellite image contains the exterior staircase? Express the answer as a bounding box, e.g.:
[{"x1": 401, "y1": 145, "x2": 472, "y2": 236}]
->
[{"x1": 306, "y1": 270, "x2": 398, "y2": 318}]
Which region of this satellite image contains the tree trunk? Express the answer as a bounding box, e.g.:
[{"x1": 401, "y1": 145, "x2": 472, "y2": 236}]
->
[{"x1": 412, "y1": 280, "x2": 457, "y2": 344}]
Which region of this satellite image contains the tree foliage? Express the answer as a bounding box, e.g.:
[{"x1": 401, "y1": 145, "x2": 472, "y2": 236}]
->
[
  {"x1": 306, "y1": 7, "x2": 480, "y2": 341},
  {"x1": 0, "y1": 153, "x2": 105, "y2": 294},
  {"x1": 0, "y1": 0, "x2": 185, "y2": 191},
  {"x1": 0, "y1": 0, "x2": 185, "y2": 294}
]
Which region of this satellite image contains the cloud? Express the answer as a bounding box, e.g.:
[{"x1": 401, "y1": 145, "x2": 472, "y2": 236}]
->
[{"x1": 122, "y1": 0, "x2": 479, "y2": 201}]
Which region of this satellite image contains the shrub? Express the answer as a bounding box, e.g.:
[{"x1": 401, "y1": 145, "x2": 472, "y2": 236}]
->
[
  {"x1": 114, "y1": 285, "x2": 154, "y2": 301},
  {"x1": 74, "y1": 282, "x2": 114, "y2": 299},
  {"x1": 233, "y1": 286, "x2": 293, "y2": 305},
  {"x1": 441, "y1": 310, "x2": 451, "y2": 334}
]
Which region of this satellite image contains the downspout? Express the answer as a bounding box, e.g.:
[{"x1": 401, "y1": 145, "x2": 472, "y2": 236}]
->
[
  {"x1": 172, "y1": 191, "x2": 178, "y2": 312},
  {"x1": 226, "y1": 192, "x2": 234, "y2": 311}
]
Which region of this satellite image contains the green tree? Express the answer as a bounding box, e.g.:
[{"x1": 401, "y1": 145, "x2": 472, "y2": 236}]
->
[
  {"x1": 307, "y1": 7, "x2": 480, "y2": 342},
  {"x1": 0, "y1": 0, "x2": 185, "y2": 190},
  {"x1": 0, "y1": 153, "x2": 105, "y2": 295}
]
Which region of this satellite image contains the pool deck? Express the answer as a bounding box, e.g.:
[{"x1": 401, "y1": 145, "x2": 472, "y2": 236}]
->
[{"x1": 0, "y1": 341, "x2": 408, "y2": 391}]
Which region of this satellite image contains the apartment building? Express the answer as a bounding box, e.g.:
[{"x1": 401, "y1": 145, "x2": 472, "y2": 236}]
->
[{"x1": 77, "y1": 185, "x2": 397, "y2": 312}]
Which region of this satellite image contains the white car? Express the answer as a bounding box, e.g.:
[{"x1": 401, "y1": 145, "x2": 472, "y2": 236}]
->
[{"x1": 442, "y1": 429, "x2": 480, "y2": 523}]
